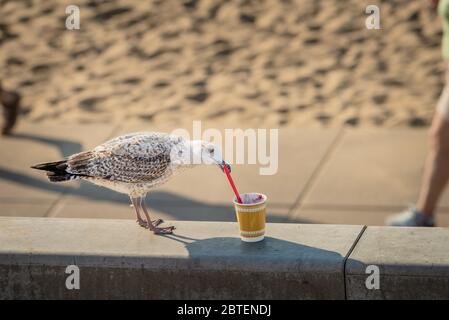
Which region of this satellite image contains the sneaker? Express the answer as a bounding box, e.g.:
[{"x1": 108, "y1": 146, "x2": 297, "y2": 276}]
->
[{"x1": 386, "y1": 207, "x2": 435, "y2": 227}]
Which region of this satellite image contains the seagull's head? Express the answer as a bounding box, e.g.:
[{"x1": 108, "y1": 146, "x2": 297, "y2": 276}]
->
[{"x1": 173, "y1": 140, "x2": 231, "y2": 172}]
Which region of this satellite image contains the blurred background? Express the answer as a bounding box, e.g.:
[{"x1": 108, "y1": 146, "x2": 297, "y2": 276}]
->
[
  {"x1": 1, "y1": 0, "x2": 449, "y2": 226},
  {"x1": 1, "y1": 0, "x2": 444, "y2": 127}
]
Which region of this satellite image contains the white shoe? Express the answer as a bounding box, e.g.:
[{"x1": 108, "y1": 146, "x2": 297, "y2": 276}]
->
[{"x1": 386, "y1": 207, "x2": 435, "y2": 227}]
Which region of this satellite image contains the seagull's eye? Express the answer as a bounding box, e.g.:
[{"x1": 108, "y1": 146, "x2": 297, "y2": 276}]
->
[{"x1": 208, "y1": 147, "x2": 214, "y2": 155}]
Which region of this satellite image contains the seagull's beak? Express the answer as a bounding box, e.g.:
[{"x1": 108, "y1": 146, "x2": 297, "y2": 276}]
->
[
  {"x1": 203, "y1": 142, "x2": 231, "y2": 172},
  {"x1": 218, "y1": 160, "x2": 231, "y2": 173}
]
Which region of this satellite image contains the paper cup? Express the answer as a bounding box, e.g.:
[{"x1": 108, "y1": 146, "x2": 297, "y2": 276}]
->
[{"x1": 233, "y1": 193, "x2": 267, "y2": 242}]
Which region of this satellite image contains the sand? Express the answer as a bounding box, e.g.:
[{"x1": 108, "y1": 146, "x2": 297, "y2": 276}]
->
[{"x1": 0, "y1": 0, "x2": 446, "y2": 128}]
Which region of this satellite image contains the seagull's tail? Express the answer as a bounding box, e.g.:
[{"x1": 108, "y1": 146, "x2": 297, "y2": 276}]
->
[{"x1": 31, "y1": 160, "x2": 76, "y2": 182}]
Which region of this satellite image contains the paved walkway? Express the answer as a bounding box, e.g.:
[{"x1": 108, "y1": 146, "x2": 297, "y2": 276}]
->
[{"x1": 1, "y1": 121, "x2": 448, "y2": 227}]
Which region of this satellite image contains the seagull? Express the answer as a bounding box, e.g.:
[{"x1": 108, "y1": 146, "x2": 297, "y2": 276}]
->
[{"x1": 31, "y1": 132, "x2": 230, "y2": 234}]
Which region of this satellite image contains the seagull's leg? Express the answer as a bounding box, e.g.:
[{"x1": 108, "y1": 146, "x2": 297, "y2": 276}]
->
[
  {"x1": 130, "y1": 196, "x2": 147, "y2": 228},
  {"x1": 139, "y1": 196, "x2": 164, "y2": 227},
  {"x1": 139, "y1": 197, "x2": 175, "y2": 234}
]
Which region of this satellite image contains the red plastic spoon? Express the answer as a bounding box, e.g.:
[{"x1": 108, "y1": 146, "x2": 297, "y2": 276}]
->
[{"x1": 223, "y1": 165, "x2": 242, "y2": 204}]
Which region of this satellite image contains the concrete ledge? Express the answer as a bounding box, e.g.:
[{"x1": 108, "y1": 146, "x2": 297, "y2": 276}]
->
[
  {"x1": 0, "y1": 217, "x2": 363, "y2": 299},
  {"x1": 346, "y1": 226, "x2": 449, "y2": 300},
  {"x1": 3, "y1": 217, "x2": 449, "y2": 299}
]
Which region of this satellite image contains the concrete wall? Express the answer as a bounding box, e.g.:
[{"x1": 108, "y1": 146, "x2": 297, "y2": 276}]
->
[
  {"x1": 345, "y1": 226, "x2": 449, "y2": 300},
  {"x1": 0, "y1": 217, "x2": 448, "y2": 299}
]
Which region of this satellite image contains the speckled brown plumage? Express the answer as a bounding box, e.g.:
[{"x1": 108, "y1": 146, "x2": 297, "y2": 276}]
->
[
  {"x1": 33, "y1": 132, "x2": 189, "y2": 196},
  {"x1": 67, "y1": 132, "x2": 178, "y2": 183},
  {"x1": 32, "y1": 131, "x2": 227, "y2": 234}
]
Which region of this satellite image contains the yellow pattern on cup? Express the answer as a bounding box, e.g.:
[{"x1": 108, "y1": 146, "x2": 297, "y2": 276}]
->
[{"x1": 233, "y1": 193, "x2": 267, "y2": 242}]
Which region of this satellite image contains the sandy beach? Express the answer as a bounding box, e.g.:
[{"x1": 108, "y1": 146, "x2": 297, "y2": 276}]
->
[{"x1": 0, "y1": 0, "x2": 445, "y2": 128}]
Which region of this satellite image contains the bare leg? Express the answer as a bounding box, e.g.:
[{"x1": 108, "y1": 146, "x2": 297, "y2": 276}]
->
[
  {"x1": 130, "y1": 196, "x2": 147, "y2": 228},
  {"x1": 139, "y1": 196, "x2": 175, "y2": 234},
  {"x1": 138, "y1": 197, "x2": 164, "y2": 227},
  {"x1": 416, "y1": 112, "x2": 449, "y2": 216},
  {"x1": 1, "y1": 87, "x2": 20, "y2": 136},
  {"x1": 130, "y1": 196, "x2": 164, "y2": 228}
]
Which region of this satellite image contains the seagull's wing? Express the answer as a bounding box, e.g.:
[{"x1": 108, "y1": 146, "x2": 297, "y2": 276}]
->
[{"x1": 66, "y1": 133, "x2": 177, "y2": 183}]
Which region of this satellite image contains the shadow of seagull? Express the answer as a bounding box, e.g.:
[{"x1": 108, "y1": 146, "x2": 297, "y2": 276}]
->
[{"x1": 143, "y1": 234, "x2": 343, "y2": 299}]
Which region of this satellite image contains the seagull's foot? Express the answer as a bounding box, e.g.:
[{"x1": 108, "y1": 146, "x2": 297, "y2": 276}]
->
[
  {"x1": 137, "y1": 218, "x2": 148, "y2": 228},
  {"x1": 137, "y1": 218, "x2": 164, "y2": 228},
  {"x1": 152, "y1": 225, "x2": 176, "y2": 235},
  {"x1": 151, "y1": 218, "x2": 164, "y2": 227}
]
